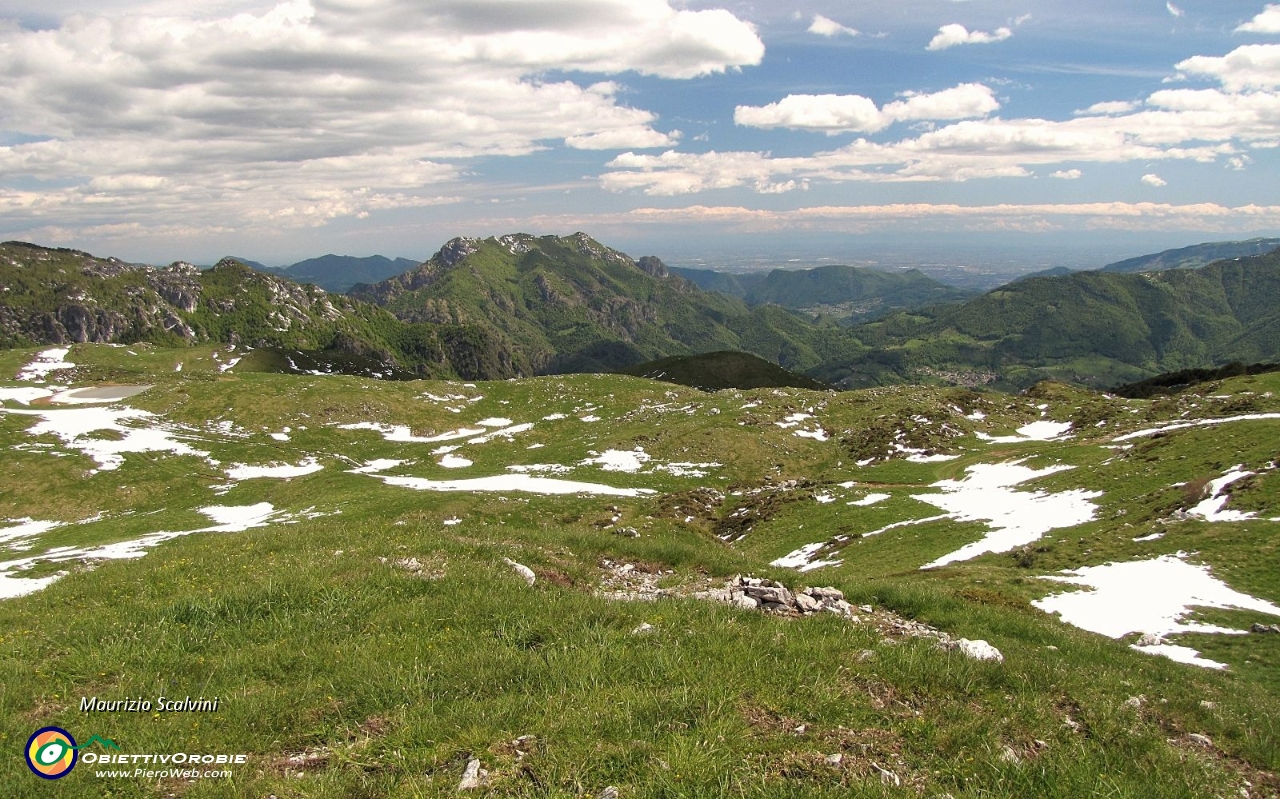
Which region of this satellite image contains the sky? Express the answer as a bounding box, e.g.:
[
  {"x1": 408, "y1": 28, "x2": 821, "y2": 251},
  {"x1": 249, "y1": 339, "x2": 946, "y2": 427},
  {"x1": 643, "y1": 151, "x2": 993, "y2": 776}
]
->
[{"x1": 1, "y1": 0, "x2": 1279, "y2": 266}]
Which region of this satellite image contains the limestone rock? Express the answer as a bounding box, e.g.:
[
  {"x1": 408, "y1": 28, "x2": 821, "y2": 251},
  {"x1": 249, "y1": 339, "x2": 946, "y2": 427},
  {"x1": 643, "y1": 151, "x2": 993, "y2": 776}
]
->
[
  {"x1": 457, "y1": 758, "x2": 488, "y2": 790},
  {"x1": 503, "y1": 557, "x2": 536, "y2": 586}
]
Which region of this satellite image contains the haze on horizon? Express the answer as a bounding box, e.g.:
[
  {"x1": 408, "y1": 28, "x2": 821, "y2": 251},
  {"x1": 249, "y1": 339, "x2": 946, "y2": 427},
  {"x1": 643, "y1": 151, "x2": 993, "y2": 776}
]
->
[{"x1": 1, "y1": 0, "x2": 1279, "y2": 267}]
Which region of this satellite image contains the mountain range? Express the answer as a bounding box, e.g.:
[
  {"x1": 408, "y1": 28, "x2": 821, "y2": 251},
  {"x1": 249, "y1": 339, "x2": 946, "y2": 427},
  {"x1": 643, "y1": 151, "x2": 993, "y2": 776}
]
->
[{"x1": 4, "y1": 234, "x2": 1280, "y2": 391}]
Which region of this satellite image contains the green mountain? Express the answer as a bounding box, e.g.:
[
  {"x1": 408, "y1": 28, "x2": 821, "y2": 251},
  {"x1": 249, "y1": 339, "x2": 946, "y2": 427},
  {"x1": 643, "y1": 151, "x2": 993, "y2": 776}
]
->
[
  {"x1": 0, "y1": 241, "x2": 513, "y2": 380},
  {"x1": 817, "y1": 249, "x2": 1280, "y2": 390},
  {"x1": 619, "y1": 350, "x2": 832, "y2": 391},
  {"x1": 1101, "y1": 237, "x2": 1280, "y2": 273},
  {"x1": 671, "y1": 263, "x2": 969, "y2": 322},
  {"x1": 351, "y1": 232, "x2": 855, "y2": 375},
  {"x1": 668, "y1": 266, "x2": 763, "y2": 297},
  {"x1": 282, "y1": 254, "x2": 420, "y2": 293},
  {"x1": 743, "y1": 264, "x2": 970, "y2": 321}
]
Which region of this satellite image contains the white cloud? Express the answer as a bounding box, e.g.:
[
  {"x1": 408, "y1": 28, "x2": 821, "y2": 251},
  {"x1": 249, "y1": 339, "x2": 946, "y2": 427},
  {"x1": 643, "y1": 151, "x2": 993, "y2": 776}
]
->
[
  {"x1": 1176, "y1": 44, "x2": 1280, "y2": 90},
  {"x1": 927, "y1": 23, "x2": 1012, "y2": 51},
  {"x1": 607, "y1": 44, "x2": 1280, "y2": 196},
  {"x1": 1227, "y1": 155, "x2": 1252, "y2": 170},
  {"x1": 808, "y1": 14, "x2": 858, "y2": 38},
  {"x1": 0, "y1": 0, "x2": 762, "y2": 234},
  {"x1": 1077, "y1": 101, "x2": 1140, "y2": 116},
  {"x1": 734, "y1": 83, "x2": 999, "y2": 134},
  {"x1": 1141, "y1": 173, "x2": 1168, "y2": 187},
  {"x1": 1050, "y1": 169, "x2": 1082, "y2": 179},
  {"x1": 1236, "y1": 4, "x2": 1280, "y2": 33},
  {"x1": 1166, "y1": 2, "x2": 1184, "y2": 19}
]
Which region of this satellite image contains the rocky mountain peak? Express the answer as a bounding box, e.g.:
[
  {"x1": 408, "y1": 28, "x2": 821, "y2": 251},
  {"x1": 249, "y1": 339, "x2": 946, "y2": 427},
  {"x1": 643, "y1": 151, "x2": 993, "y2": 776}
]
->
[{"x1": 435, "y1": 237, "x2": 481, "y2": 267}]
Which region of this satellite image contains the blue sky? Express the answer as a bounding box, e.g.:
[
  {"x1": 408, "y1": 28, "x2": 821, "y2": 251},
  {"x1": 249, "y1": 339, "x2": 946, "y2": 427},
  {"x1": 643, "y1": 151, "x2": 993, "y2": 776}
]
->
[{"x1": 1, "y1": 0, "x2": 1278, "y2": 265}]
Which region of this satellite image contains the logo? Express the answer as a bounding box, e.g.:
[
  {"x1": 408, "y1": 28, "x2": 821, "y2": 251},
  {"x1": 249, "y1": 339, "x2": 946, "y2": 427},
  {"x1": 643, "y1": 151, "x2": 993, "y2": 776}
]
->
[{"x1": 25, "y1": 727, "x2": 78, "y2": 780}]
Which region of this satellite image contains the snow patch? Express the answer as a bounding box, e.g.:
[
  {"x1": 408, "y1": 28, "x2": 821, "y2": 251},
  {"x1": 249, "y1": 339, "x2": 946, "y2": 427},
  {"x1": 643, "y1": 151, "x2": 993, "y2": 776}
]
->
[
  {"x1": 977, "y1": 420, "x2": 1073, "y2": 444},
  {"x1": 848, "y1": 493, "x2": 890, "y2": 507},
  {"x1": 1034, "y1": 554, "x2": 1280, "y2": 668},
  {"x1": 1112, "y1": 413, "x2": 1280, "y2": 442},
  {"x1": 225, "y1": 458, "x2": 323, "y2": 480},
  {"x1": 581, "y1": 448, "x2": 650, "y2": 473},
  {"x1": 358, "y1": 471, "x2": 654, "y2": 497},
  {"x1": 919, "y1": 462, "x2": 1099, "y2": 569},
  {"x1": 439, "y1": 453, "x2": 473, "y2": 468},
  {"x1": 770, "y1": 542, "x2": 842, "y2": 572},
  {"x1": 17, "y1": 348, "x2": 74, "y2": 382}
]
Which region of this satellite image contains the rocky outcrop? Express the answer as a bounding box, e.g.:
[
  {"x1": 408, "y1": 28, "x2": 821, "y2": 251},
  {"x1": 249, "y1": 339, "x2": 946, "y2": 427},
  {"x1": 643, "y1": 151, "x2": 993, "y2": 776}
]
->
[{"x1": 637, "y1": 255, "x2": 669, "y2": 278}]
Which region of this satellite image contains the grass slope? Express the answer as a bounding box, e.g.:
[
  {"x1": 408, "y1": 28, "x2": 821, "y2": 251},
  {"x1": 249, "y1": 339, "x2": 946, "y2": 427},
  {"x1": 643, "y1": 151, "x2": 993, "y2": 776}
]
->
[
  {"x1": 0, "y1": 344, "x2": 1278, "y2": 796},
  {"x1": 619, "y1": 351, "x2": 832, "y2": 391}
]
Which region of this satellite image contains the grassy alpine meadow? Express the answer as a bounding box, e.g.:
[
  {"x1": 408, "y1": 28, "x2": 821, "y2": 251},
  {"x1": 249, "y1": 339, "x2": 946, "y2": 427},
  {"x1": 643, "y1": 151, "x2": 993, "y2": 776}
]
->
[{"x1": 2, "y1": 344, "x2": 1280, "y2": 797}]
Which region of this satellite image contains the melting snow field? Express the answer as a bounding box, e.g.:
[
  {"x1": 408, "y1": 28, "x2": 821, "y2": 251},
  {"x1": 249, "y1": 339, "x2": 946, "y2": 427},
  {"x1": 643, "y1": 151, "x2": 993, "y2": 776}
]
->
[
  {"x1": 1033, "y1": 554, "x2": 1280, "y2": 669},
  {"x1": 0, "y1": 405, "x2": 213, "y2": 472},
  {"x1": 353, "y1": 467, "x2": 654, "y2": 497},
  {"x1": 772, "y1": 460, "x2": 1100, "y2": 574},
  {"x1": 1188, "y1": 466, "x2": 1257, "y2": 522},
  {"x1": 977, "y1": 420, "x2": 1073, "y2": 444},
  {"x1": 16, "y1": 348, "x2": 75, "y2": 382},
  {"x1": 770, "y1": 543, "x2": 842, "y2": 572},
  {"x1": 225, "y1": 458, "x2": 323, "y2": 480},
  {"x1": 1111, "y1": 413, "x2": 1280, "y2": 442},
  {"x1": 0, "y1": 503, "x2": 293, "y2": 599},
  {"x1": 918, "y1": 462, "x2": 1101, "y2": 570}
]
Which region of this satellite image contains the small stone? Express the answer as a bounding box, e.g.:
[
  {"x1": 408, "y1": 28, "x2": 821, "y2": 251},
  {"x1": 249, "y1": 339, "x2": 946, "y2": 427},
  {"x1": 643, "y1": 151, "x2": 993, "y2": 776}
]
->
[
  {"x1": 598, "y1": 788, "x2": 619, "y2": 799},
  {"x1": 734, "y1": 594, "x2": 759, "y2": 610},
  {"x1": 760, "y1": 601, "x2": 791, "y2": 614},
  {"x1": 1124, "y1": 695, "x2": 1144, "y2": 709},
  {"x1": 793, "y1": 724, "x2": 806, "y2": 734},
  {"x1": 614, "y1": 526, "x2": 640, "y2": 538},
  {"x1": 795, "y1": 593, "x2": 821, "y2": 613},
  {"x1": 1188, "y1": 733, "x2": 1213, "y2": 747},
  {"x1": 855, "y1": 649, "x2": 875, "y2": 662},
  {"x1": 826, "y1": 600, "x2": 856, "y2": 618},
  {"x1": 457, "y1": 758, "x2": 488, "y2": 791},
  {"x1": 631, "y1": 623, "x2": 655, "y2": 636},
  {"x1": 953, "y1": 638, "x2": 1003, "y2": 663},
  {"x1": 999, "y1": 745, "x2": 1021, "y2": 764},
  {"x1": 1251, "y1": 623, "x2": 1280, "y2": 634},
  {"x1": 503, "y1": 557, "x2": 536, "y2": 586},
  {"x1": 745, "y1": 585, "x2": 794, "y2": 605},
  {"x1": 805, "y1": 586, "x2": 844, "y2": 601},
  {"x1": 1135, "y1": 633, "x2": 1162, "y2": 647},
  {"x1": 1200, "y1": 700, "x2": 1217, "y2": 710},
  {"x1": 825, "y1": 753, "x2": 843, "y2": 766}
]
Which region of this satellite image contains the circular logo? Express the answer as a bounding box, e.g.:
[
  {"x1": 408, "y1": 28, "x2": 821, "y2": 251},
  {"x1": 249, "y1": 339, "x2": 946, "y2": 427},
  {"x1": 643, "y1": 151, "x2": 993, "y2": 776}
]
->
[{"x1": 25, "y1": 727, "x2": 78, "y2": 780}]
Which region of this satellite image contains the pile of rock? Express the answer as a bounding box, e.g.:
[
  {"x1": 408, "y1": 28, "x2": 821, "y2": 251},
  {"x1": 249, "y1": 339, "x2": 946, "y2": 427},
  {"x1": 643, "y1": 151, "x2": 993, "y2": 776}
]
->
[{"x1": 698, "y1": 576, "x2": 858, "y2": 618}]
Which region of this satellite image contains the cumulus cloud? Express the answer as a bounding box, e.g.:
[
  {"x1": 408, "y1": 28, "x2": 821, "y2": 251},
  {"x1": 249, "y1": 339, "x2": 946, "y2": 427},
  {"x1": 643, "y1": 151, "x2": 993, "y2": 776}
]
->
[
  {"x1": 1141, "y1": 173, "x2": 1168, "y2": 187},
  {"x1": 0, "y1": 0, "x2": 762, "y2": 235},
  {"x1": 1176, "y1": 44, "x2": 1280, "y2": 90},
  {"x1": 1050, "y1": 169, "x2": 1082, "y2": 179},
  {"x1": 734, "y1": 83, "x2": 1000, "y2": 134},
  {"x1": 927, "y1": 23, "x2": 1012, "y2": 51},
  {"x1": 605, "y1": 41, "x2": 1280, "y2": 196},
  {"x1": 1236, "y1": 4, "x2": 1280, "y2": 33},
  {"x1": 808, "y1": 14, "x2": 859, "y2": 37}
]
